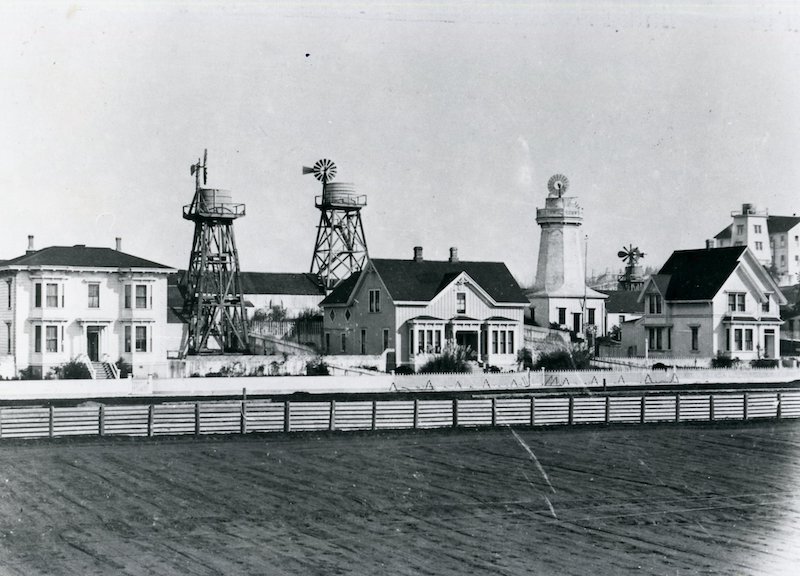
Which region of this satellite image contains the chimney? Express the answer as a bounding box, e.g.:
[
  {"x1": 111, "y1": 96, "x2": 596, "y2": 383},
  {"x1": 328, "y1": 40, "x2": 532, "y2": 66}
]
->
[
  {"x1": 706, "y1": 239, "x2": 716, "y2": 250},
  {"x1": 115, "y1": 237, "x2": 122, "y2": 251},
  {"x1": 413, "y1": 246, "x2": 423, "y2": 262},
  {"x1": 449, "y1": 246, "x2": 459, "y2": 262},
  {"x1": 26, "y1": 235, "x2": 35, "y2": 255}
]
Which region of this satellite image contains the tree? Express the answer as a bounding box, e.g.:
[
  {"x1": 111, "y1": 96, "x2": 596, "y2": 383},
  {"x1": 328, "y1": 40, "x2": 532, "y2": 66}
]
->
[
  {"x1": 418, "y1": 345, "x2": 472, "y2": 374},
  {"x1": 53, "y1": 360, "x2": 93, "y2": 380}
]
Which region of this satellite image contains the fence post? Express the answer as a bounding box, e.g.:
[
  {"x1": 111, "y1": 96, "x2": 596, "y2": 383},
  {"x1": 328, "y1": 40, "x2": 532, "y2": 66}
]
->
[
  {"x1": 491, "y1": 397, "x2": 497, "y2": 427},
  {"x1": 568, "y1": 396, "x2": 574, "y2": 425},
  {"x1": 605, "y1": 396, "x2": 611, "y2": 424},
  {"x1": 709, "y1": 395, "x2": 715, "y2": 422},
  {"x1": 195, "y1": 402, "x2": 200, "y2": 436},
  {"x1": 452, "y1": 399, "x2": 458, "y2": 428},
  {"x1": 240, "y1": 401, "x2": 247, "y2": 435},
  {"x1": 49, "y1": 405, "x2": 54, "y2": 438},
  {"x1": 640, "y1": 396, "x2": 646, "y2": 424},
  {"x1": 777, "y1": 392, "x2": 783, "y2": 420},
  {"x1": 541, "y1": 367, "x2": 545, "y2": 386},
  {"x1": 147, "y1": 405, "x2": 154, "y2": 437},
  {"x1": 675, "y1": 394, "x2": 681, "y2": 423},
  {"x1": 530, "y1": 396, "x2": 536, "y2": 427},
  {"x1": 99, "y1": 405, "x2": 105, "y2": 437},
  {"x1": 413, "y1": 399, "x2": 419, "y2": 429},
  {"x1": 329, "y1": 400, "x2": 336, "y2": 431},
  {"x1": 0, "y1": 408, "x2": 3, "y2": 439},
  {"x1": 284, "y1": 401, "x2": 291, "y2": 433},
  {"x1": 371, "y1": 400, "x2": 377, "y2": 431},
  {"x1": 743, "y1": 392, "x2": 749, "y2": 421}
]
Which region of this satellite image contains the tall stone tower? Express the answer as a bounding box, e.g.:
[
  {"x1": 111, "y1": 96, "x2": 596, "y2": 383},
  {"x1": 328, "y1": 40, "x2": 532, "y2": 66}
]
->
[{"x1": 529, "y1": 174, "x2": 607, "y2": 337}]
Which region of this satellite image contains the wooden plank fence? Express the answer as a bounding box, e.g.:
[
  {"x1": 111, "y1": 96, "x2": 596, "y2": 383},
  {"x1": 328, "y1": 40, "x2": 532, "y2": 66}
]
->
[{"x1": 1, "y1": 390, "x2": 799, "y2": 440}]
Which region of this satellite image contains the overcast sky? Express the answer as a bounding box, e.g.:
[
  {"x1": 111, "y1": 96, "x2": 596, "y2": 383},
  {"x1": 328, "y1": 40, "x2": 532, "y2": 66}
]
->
[{"x1": 1, "y1": 1, "x2": 799, "y2": 285}]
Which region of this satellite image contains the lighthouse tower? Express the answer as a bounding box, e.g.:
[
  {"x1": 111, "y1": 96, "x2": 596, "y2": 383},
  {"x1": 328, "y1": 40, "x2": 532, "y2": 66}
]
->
[{"x1": 528, "y1": 175, "x2": 607, "y2": 338}]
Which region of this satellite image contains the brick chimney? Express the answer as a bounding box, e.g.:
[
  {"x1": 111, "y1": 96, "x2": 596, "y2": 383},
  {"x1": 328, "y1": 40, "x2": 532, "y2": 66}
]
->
[
  {"x1": 449, "y1": 246, "x2": 459, "y2": 262},
  {"x1": 413, "y1": 246, "x2": 423, "y2": 262},
  {"x1": 115, "y1": 237, "x2": 122, "y2": 251},
  {"x1": 706, "y1": 239, "x2": 716, "y2": 249},
  {"x1": 26, "y1": 235, "x2": 35, "y2": 255}
]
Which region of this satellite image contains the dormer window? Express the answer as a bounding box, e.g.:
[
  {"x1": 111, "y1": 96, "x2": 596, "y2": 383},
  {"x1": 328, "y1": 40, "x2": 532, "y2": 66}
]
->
[
  {"x1": 647, "y1": 293, "x2": 662, "y2": 314},
  {"x1": 727, "y1": 293, "x2": 745, "y2": 313},
  {"x1": 762, "y1": 297, "x2": 770, "y2": 313}
]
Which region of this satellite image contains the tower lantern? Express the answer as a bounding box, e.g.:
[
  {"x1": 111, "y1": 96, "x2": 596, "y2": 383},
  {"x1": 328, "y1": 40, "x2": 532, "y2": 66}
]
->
[
  {"x1": 181, "y1": 149, "x2": 249, "y2": 355},
  {"x1": 303, "y1": 159, "x2": 369, "y2": 290}
]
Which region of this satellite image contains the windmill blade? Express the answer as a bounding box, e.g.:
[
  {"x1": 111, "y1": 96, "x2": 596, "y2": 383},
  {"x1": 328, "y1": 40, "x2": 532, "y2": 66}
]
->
[
  {"x1": 617, "y1": 250, "x2": 629, "y2": 259},
  {"x1": 302, "y1": 166, "x2": 316, "y2": 175},
  {"x1": 202, "y1": 149, "x2": 208, "y2": 184}
]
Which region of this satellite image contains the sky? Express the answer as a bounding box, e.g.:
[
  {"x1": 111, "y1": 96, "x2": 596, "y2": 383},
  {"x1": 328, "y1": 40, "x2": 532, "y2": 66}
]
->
[{"x1": 1, "y1": 1, "x2": 799, "y2": 286}]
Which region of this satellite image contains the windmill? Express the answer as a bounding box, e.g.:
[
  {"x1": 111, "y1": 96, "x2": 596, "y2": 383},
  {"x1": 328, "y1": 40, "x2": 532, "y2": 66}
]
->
[
  {"x1": 304, "y1": 159, "x2": 368, "y2": 291},
  {"x1": 617, "y1": 244, "x2": 646, "y2": 291},
  {"x1": 180, "y1": 149, "x2": 250, "y2": 355}
]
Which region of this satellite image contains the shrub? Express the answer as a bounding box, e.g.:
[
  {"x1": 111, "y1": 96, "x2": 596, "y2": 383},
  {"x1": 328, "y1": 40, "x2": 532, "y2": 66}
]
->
[
  {"x1": 18, "y1": 366, "x2": 39, "y2": 380},
  {"x1": 53, "y1": 360, "x2": 92, "y2": 380},
  {"x1": 296, "y1": 308, "x2": 323, "y2": 321},
  {"x1": 116, "y1": 357, "x2": 132, "y2": 378},
  {"x1": 306, "y1": 358, "x2": 329, "y2": 376},
  {"x1": 711, "y1": 352, "x2": 739, "y2": 369},
  {"x1": 418, "y1": 345, "x2": 472, "y2": 374},
  {"x1": 393, "y1": 365, "x2": 415, "y2": 375},
  {"x1": 517, "y1": 347, "x2": 534, "y2": 370},
  {"x1": 750, "y1": 358, "x2": 779, "y2": 368},
  {"x1": 532, "y1": 347, "x2": 592, "y2": 371}
]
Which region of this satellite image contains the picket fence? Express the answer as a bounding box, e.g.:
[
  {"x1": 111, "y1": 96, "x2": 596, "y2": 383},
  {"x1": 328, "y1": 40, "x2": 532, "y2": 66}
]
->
[{"x1": 1, "y1": 389, "x2": 798, "y2": 440}]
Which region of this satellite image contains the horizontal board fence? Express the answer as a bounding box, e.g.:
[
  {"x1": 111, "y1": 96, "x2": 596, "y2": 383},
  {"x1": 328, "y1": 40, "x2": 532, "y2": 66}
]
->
[{"x1": 0, "y1": 391, "x2": 798, "y2": 440}]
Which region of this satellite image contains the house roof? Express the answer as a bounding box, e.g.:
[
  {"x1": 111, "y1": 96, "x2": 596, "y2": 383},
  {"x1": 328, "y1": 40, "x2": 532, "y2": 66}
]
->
[
  {"x1": 239, "y1": 272, "x2": 325, "y2": 296},
  {"x1": 714, "y1": 224, "x2": 732, "y2": 240},
  {"x1": 1, "y1": 246, "x2": 173, "y2": 270},
  {"x1": 602, "y1": 290, "x2": 643, "y2": 314},
  {"x1": 656, "y1": 246, "x2": 747, "y2": 300},
  {"x1": 167, "y1": 285, "x2": 188, "y2": 324},
  {"x1": 321, "y1": 258, "x2": 529, "y2": 306},
  {"x1": 767, "y1": 215, "x2": 800, "y2": 235}
]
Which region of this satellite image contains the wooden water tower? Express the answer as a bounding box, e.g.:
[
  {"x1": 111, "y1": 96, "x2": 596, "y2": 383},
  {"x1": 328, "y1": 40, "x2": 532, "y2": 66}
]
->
[
  {"x1": 181, "y1": 149, "x2": 250, "y2": 355},
  {"x1": 303, "y1": 159, "x2": 369, "y2": 290}
]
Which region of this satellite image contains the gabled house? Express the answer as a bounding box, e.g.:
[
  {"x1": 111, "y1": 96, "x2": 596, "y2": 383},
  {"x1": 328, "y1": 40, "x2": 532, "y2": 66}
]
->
[
  {"x1": 320, "y1": 247, "x2": 529, "y2": 370},
  {"x1": 780, "y1": 283, "x2": 800, "y2": 356},
  {"x1": 621, "y1": 245, "x2": 786, "y2": 360},
  {"x1": 601, "y1": 289, "x2": 644, "y2": 337},
  {"x1": 0, "y1": 237, "x2": 175, "y2": 378}
]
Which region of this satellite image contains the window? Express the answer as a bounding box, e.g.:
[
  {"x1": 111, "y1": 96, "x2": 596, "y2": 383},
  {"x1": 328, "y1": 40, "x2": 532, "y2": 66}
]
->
[
  {"x1": 345, "y1": 309, "x2": 351, "y2": 321},
  {"x1": 492, "y1": 330, "x2": 498, "y2": 354},
  {"x1": 726, "y1": 328, "x2": 731, "y2": 351},
  {"x1": 647, "y1": 327, "x2": 671, "y2": 351},
  {"x1": 325, "y1": 333, "x2": 331, "y2": 353},
  {"x1": 383, "y1": 329, "x2": 390, "y2": 351},
  {"x1": 125, "y1": 326, "x2": 132, "y2": 353},
  {"x1": 734, "y1": 328, "x2": 743, "y2": 351},
  {"x1": 508, "y1": 331, "x2": 514, "y2": 354},
  {"x1": 340, "y1": 333, "x2": 346, "y2": 353},
  {"x1": 619, "y1": 315, "x2": 626, "y2": 324},
  {"x1": 34, "y1": 325, "x2": 41, "y2": 353},
  {"x1": 500, "y1": 331, "x2": 507, "y2": 354},
  {"x1": 781, "y1": 255, "x2": 786, "y2": 265},
  {"x1": 647, "y1": 294, "x2": 662, "y2": 314},
  {"x1": 45, "y1": 283, "x2": 59, "y2": 308},
  {"x1": 754, "y1": 224, "x2": 762, "y2": 234},
  {"x1": 781, "y1": 235, "x2": 786, "y2": 246},
  {"x1": 762, "y1": 298, "x2": 770, "y2": 313},
  {"x1": 744, "y1": 329, "x2": 753, "y2": 351},
  {"x1": 6, "y1": 279, "x2": 11, "y2": 309},
  {"x1": 728, "y1": 293, "x2": 745, "y2": 313},
  {"x1": 34, "y1": 283, "x2": 42, "y2": 308},
  {"x1": 46, "y1": 326, "x2": 58, "y2": 353},
  {"x1": 329, "y1": 309, "x2": 335, "y2": 321},
  {"x1": 755, "y1": 241, "x2": 763, "y2": 251},
  {"x1": 369, "y1": 289, "x2": 381, "y2": 313},
  {"x1": 736, "y1": 225, "x2": 744, "y2": 235},
  {"x1": 135, "y1": 285, "x2": 147, "y2": 309},
  {"x1": 124, "y1": 285, "x2": 132, "y2": 309},
  {"x1": 88, "y1": 283, "x2": 100, "y2": 308},
  {"x1": 587, "y1": 308, "x2": 596, "y2": 325},
  {"x1": 434, "y1": 331, "x2": 441, "y2": 353},
  {"x1": 360, "y1": 328, "x2": 367, "y2": 354},
  {"x1": 426, "y1": 329, "x2": 433, "y2": 353},
  {"x1": 6, "y1": 322, "x2": 12, "y2": 354},
  {"x1": 557, "y1": 307, "x2": 566, "y2": 325},
  {"x1": 135, "y1": 326, "x2": 147, "y2": 352},
  {"x1": 691, "y1": 326, "x2": 699, "y2": 351},
  {"x1": 456, "y1": 292, "x2": 466, "y2": 314}
]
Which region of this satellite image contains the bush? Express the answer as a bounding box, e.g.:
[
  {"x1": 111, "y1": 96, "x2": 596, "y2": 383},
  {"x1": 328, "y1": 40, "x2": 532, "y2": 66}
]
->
[
  {"x1": 53, "y1": 360, "x2": 92, "y2": 380},
  {"x1": 750, "y1": 358, "x2": 779, "y2": 368},
  {"x1": 711, "y1": 352, "x2": 739, "y2": 369},
  {"x1": 296, "y1": 308, "x2": 323, "y2": 321},
  {"x1": 418, "y1": 345, "x2": 472, "y2": 374},
  {"x1": 532, "y1": 347, "x2": 592, "y2": 371},
  {"x1": 393, "y1": 365, "x2": 415, "y2": 375},
  {"x1": 18, "y1": 366, "x2": 39, "y2": 380},
  {"x1": 305, "y1": 358, "x2": 329, "y2": 376},
  {"x1": 517, "y1": 348, "x2": 534, "y2": 370},
  {"x1": 116, "y1": 357, "x2": 132, "y2": 378}
]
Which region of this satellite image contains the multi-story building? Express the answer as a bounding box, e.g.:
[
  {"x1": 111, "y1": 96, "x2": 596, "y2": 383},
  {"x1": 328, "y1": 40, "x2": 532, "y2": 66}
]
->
[
  {"x1": 714, "y1": 203, "x2": 800, "y2": 285},
  {"x1": 0, "y1": 237, "x2": 175, "y2": 379},
  {"x1": 320, "y1": 246, "x2": 529, "y2": 371},
  {"x1": 620, "y1": 245, "x2": 785, "y2": 360}
]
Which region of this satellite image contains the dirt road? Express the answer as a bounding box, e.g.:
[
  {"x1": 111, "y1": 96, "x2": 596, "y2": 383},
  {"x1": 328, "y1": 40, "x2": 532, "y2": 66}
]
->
[{"x1": 0, "y1": 422, "x2": 798, "y2": 575}]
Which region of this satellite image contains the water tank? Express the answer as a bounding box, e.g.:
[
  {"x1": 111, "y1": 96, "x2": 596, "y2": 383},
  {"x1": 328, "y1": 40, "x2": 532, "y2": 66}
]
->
[
  {"x1": 742, "y1": 202, "x2": 755, "y2": 214},
  {"x1": 200, "y1": 188, "x2": 232, "y2": 208},
  {"x1": 321, "y1": 182, "x2": 364, "y2": 207}
]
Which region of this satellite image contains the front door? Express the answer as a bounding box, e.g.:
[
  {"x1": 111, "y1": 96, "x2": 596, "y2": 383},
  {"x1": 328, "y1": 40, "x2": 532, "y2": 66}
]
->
[
  {"x1": 573, "y1": 313, "x2": 582, "y2": 334},
  {"x1": 764, "y1": 330, "x2": 775, "y2": 359},
  {"x1": 87, "y1": 327, "x2": 100, "y2": 362},
  {"x1": 455, "y1": 331, "x2": 479, "y2": 359}
]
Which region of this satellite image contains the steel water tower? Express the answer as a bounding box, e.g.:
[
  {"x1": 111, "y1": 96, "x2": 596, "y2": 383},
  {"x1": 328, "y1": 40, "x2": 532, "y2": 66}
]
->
[
  {"x1": 181, "y1": 150, "x2": 249, "y2": 355},
  {"x1": 303, "y1": 159, "x2": 369, "y2": 290}
]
